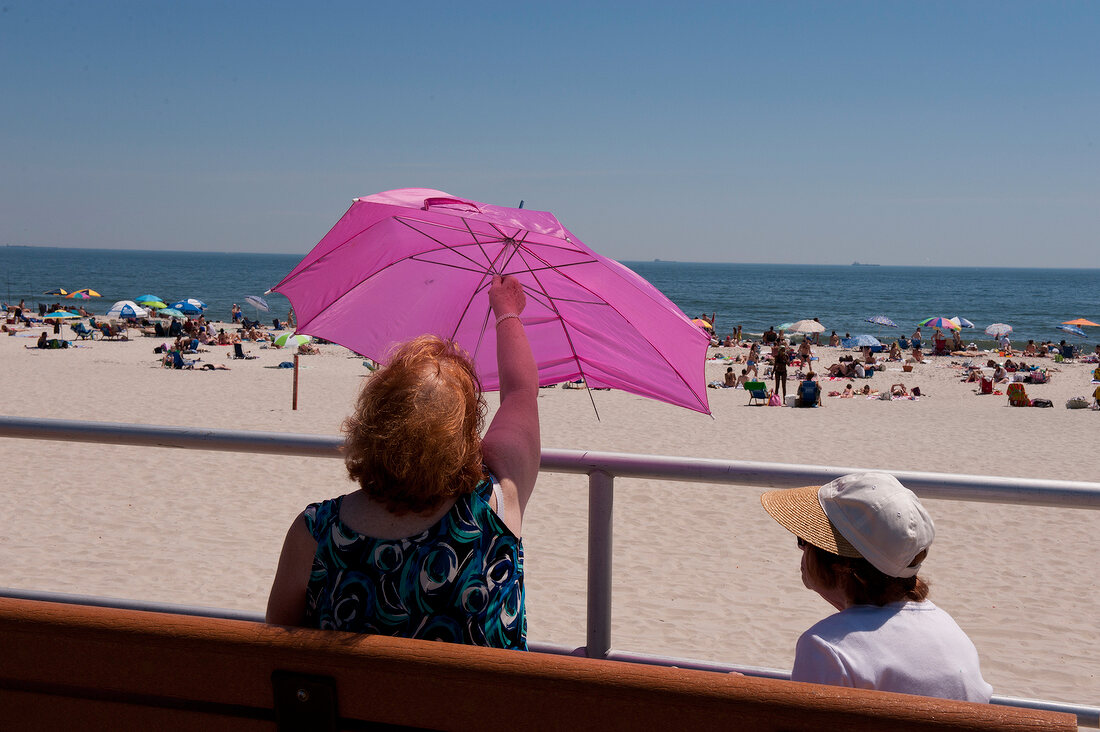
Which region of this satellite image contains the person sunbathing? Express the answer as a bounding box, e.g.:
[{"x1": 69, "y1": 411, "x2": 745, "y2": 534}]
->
[
  {"x1": 890, "y1": 383, "x2": 909, "y2": 397},
  {"x1": 840, "y1": 383, "x2": 854, "y2": 398},
  {"x1": 887, "y1": 342, "x2": 902, "y2": 361},
  {"x1": 910, "y1": 347, "x2": 925, "y2": 363}
]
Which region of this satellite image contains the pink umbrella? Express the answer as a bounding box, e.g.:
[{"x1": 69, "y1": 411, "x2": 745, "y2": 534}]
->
[{"x1": 272, "y1": 188, "x2": 711, "y2": 414}]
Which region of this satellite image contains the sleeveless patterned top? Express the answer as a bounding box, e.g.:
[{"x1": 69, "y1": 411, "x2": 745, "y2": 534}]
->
[{"x1": 302, "y1": 477, "x2": 526, "y2": 649}]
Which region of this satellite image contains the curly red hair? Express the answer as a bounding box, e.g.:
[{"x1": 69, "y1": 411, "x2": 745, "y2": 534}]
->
[{"x1": 343, "y1": 335, "x2": 487, "y2": 515}]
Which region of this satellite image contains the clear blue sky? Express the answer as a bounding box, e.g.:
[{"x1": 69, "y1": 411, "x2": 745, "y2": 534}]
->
[{"x1": 2, "y1": 1, "x2": 1097, "y2": 266}]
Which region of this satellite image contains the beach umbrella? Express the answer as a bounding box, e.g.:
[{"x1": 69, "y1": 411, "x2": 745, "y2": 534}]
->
[
  {"x1": 985, "y1": 323, "x2": 1013, "y2": 338},
  {"x1": 918, "y1": 317, "x2": 960, "y2": 330},
  {"x1": 272, "y1": 187, "x2": 713, "y2": 414},
  {"x1": 44, "y1": 310, "x2": 81, "y2": 320},
  {"x1": 245, "y1": 294, "x2": 270, "y2": 319},
  {"x1": 159, "y1": 307, "x2": 184, "y2": 318},
  {"x1": 106, "y1": 300, "x2": 148, "y2": 319},
  {"x1": 173, "y1": 297, "x2": 206, "y2": 310},
  {"x1": 1062, "y1": 318, "x2": 1100, "y2": 327},
  {"x1": 43, "y1": 288, "x2": 68, "y2": 296},
  {"x1": 134, "y1": 294, "x2": 162, "y2": 303},
  {"x1": 1056, "y1": 324, "x2": 1087, "y2": 338},
  {"x1": 169, "y1": 300, "x2": 203, "y2": 315},
  {"x1": 74, "y1": 288, "x2": 101, "y2": 297},
  {"x1": 65, "y1": 291, "x2": 93, "y2": 300},
  {"x1": 843, "y1": 334, "x2": 881, "y2": 348},
  {"x1": 866, "y1": 315, "x2": 897, "y2": 328},
  {"x1": 274, "y1": 332, "x2": 313, "y2": 349},
  {"x1": 691, "y1": 318, "x2": 714, "y2": 332},
  {"x1": 950, "y1": 316, "x2": 974, "y2": 328},
  {"x1": 776, "y1": 322, "x2": 795, "y2": 332},
  {"x1": 139, "y1": 300, "x2": 166, "y2": 309},
  {"x1": 787, "y1": 319, "x2": 825, "y2": 334}
]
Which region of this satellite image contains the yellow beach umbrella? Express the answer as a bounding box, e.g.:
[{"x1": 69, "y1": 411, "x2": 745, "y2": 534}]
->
[{"x1": 75, "y1": 288, "x2": 101, "y2": 297}]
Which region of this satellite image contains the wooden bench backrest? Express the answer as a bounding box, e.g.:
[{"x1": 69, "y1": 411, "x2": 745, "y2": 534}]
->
[{"x1": 0, "y1": 598, "x2": 1076, "y2": 732}]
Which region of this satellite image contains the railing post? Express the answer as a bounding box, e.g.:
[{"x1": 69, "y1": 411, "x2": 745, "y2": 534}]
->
[{"x1": 586, "y1": 469, "x2": 614, "y2": 659}]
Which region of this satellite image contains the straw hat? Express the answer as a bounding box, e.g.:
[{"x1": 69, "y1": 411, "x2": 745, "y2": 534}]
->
[{"x1": 760, "y1": 472, "x2": 935, "y2": 578}]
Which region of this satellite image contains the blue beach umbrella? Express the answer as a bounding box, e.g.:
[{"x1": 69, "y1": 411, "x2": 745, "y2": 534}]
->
[
  {"x1": 841, "y1": 334, "x2": 881, "y2": 348},
  {"x1": 866, "y1": 315, "x2": 897, "y2": 328},
  {"x1": 159, "y1": 307, "x2": 184, "y2": 318},
  {"x1": 1056, "y1": 324, "x2": 1087, "y2": 338},
  {"x1": 170, "y1": 301, "x2": 203, "y2": 315},
  {"x1": 952, "y1": 316, "x2": 975, "y2": 329},
  {"x1": 134, "y1": 294, "x2": 162, "y2": 303}
]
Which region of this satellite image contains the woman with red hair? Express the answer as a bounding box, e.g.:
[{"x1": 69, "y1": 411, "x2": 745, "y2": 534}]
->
[{"x1": 266, "y1": 275, "x2": 539, "y2": 649}]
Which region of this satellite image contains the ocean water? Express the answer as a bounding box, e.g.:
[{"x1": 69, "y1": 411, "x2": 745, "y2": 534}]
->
[{"x1": 2, "y1": 246, "x2": 1098, "y2": 349}]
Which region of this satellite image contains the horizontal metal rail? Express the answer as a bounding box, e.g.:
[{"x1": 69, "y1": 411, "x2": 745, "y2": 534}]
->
[{"x1": 1, "y1": 415, "x2": 1097, "y2": 727}]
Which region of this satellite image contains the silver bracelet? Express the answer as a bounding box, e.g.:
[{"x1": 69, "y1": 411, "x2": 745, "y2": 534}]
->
[{"x1": 494, "y1": 313, "x2": 521, "y2": 327}]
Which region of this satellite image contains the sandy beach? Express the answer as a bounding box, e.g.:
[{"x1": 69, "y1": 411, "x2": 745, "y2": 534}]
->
[{"x1": 1, "y1": 322, "x2": 1097, "y2": 707}]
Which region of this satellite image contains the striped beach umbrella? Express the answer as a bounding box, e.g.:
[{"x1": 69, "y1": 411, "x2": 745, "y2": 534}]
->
[{"x1": 274, "y1": 332, "x2": 312, "y2": 349}]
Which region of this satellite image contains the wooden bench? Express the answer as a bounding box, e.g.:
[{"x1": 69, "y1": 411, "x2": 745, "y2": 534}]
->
[{"x1": 0, "y1": 597, "x2": 1076, "y2": 731}]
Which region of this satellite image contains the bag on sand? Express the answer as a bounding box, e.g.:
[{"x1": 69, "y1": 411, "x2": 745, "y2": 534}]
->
[
  {"x1": 1064, "y1": 397, "x2": 1089, "y2": 409},
  {"x1": 1031, "y1": 399, "x2": 1053, "y2": 408},
  {"x1": 768, "y1": 393, "x2": 782, "y2": 406}
]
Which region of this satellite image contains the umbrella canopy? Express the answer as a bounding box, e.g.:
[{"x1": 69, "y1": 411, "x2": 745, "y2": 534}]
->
[
  {"x1": 951, "y1": 316, "x2": 975, "y2": 328},
  {"x1": 140, "y1": 300, "x2": 167, "y2": 309},
  {"x1": 272, "y1": 188, "x2": 712, "y2": 414},
  {"x1": 65, "y1": 291, "x2": 92, "y2": 300},
  {"x1": 106, "y1": 300, "x2": 148, "y2": 319},
  {"x1": 169, "y1": 301, "x2": 203, "y2": 315},
  {"x1": 1062, "y1": 318, "x2": 1100, "y2": 327},
  {"x1": 44, "y1": 310, "x2": 81, "y2": 319},
  {"x1": 985, "y1": 323, "x2": 1013, "y2": 338},
  {"x1": 159, "y1": 308, "x2": 184, "y2": 318},
  {"x1": 1057, "y1": 324, "x2": 1087, "y2": 338},
  {"x1": 842, "y1": 334, "x2": 881, "y2": 348},
  {"x1": 866, "y1": 315, "x2": 897, "y2": 328},
  {"x1": 274, "y1": 332, "x2": 313, "y2": 348},
  {"x1": 74, "y1": 288, "x2": 101, "y2": 297},
  {"x1": 918, "y1": 317, "x2": 960, "y2": 330},
  {"x1": 245, "y1": 294, "x2": 270, "y2": 312},
  {"x1": 787, "y1": 319, "x2": 825, "y2": 334},
  {"x1": 173, "y1": 298, "x2": 206, "y2": 310},
  {"x1": 691, "y1": 318, "x2": 714, "y2": 332},
  {"x1": 134, "y1": 294, "x2": 162, "y2": 303},
  {"x1": 43, "y1": 288, "x2": 68, "y2": 296}
]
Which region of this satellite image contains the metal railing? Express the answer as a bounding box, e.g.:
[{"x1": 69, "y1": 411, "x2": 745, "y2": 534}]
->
[{"x1": 1, "y1": 415, "x2": 1097, "y2": 728}]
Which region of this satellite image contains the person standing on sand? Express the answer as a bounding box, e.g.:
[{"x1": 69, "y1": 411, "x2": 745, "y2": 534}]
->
[
  {"x1": 760, "y1": 473, "x2": 992, "y2": 702},
  {"x1": 773, "y1": 345, "x2": 789, "y2": 401}
]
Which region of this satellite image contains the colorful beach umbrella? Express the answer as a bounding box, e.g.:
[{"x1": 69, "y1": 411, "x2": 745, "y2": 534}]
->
[
  {"x1": 44, "y1": 310, "x2": 81, "y2": 320},
  {"x1": 691, "y1": 318, "x2": 714, "y2": 332},
  {"x1": 1062, "y1": 318, "x2": 1100, "y2": 327},
  {"x1": 74, "y1": 288, "x2": 101, "y2": 297},
  {"x1": 140, "y1": 300, "x2": 167, "y2": 309},
  {"x1": 866, "y1": 315, "x2": 898, "y2": 328},
  {"x1": 159, "y1": 307, "x2": 184, "y2": 318},
  {"x1": 918, "y1": 317, "x2": 960, "y2": 330},
  {"x1": 134, "y1": 294, "x2": 163, "y2": 303},
  {"x1": 274, "y1": 332, "x2": 313, "y2": 348},
  {"x1": 951, "y1": 316, "x2": 975, "y2": 328},
  {"x1": 65, "y1": 291, "x2": 93, "y2": 300},
  {"x1": 43, "y1": 288, "x2": 68, "y2": 296},
  {"x1": 272, "y1": 187, "x2": 713, "y2": 414},
  {"x1": 985, "y1": 323, "x2": 1013, "y2": 338}
]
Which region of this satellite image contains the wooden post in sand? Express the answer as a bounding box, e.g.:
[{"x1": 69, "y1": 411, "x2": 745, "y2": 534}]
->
[{"x1": 292, "y1": 354, "x2": 299, "y2": 411}]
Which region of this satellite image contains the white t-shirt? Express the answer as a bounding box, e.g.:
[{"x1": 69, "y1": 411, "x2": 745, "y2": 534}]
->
[{"x1": 791, "y1": 601, "x2": 993, "y2": 702}]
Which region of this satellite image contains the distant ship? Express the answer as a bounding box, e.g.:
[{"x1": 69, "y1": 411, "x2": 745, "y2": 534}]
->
[{"x1": 852, "y1": 261, "x2": 881, "y2": 266}]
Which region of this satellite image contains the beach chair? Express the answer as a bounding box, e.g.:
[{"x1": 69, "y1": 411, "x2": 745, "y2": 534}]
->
[
  {"x1": 979, "y1": 377, "x2": 993, "y2": 395},
  {"x1": 70, "y1": 322, "x2": 95, "y2": 340},
  {"x1": 232, "y1": 342, "x2": 257, "y2": 360},
  {"x1": 169, "y1": 350, "x2": 197, "y2": 369},
  {"x1": 795, "y1": 381, "x2": 820, "y2": 407},
  {"x1": 1006, "y1": 383, "x2": 1031, "y2": 407},
  {"x1": 745, "y1": 381, "x2": 769, "y2": 406}
]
